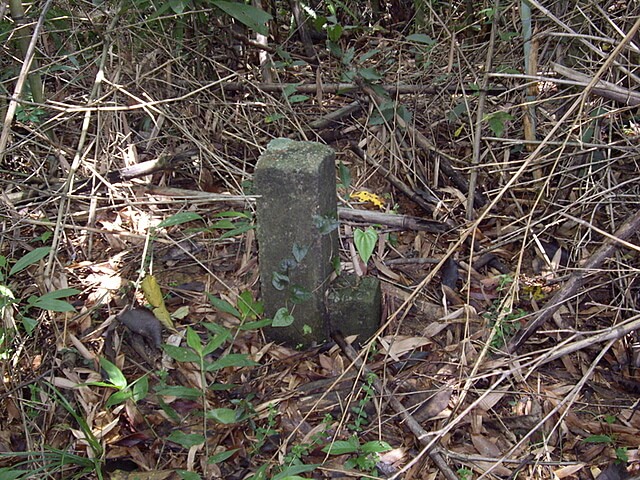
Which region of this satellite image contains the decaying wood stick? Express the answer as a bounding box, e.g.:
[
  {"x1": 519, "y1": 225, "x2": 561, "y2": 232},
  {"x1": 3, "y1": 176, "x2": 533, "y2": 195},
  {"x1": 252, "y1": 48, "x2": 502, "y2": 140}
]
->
[
  {"x1": 554, "y1": 63, "x2": 640, "y2": 106},
  {"x1": 220, "y1": 81, "x2": 508, "y2": 96},
  {"x1": 338, "y1": 206, "x2": 448, "y2": 233},
  {"x1": 508, "y1": 208, "x2": 640, "y2": 353}
]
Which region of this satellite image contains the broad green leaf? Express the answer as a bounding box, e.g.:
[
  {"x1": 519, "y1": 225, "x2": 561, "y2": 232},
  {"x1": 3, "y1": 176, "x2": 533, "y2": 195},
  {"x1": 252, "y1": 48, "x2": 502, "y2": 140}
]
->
[
  {"x1": 358, "y1": 49, "x2": 380, "y2": 62},
  {"x1": 154, "y1": 385, "x2": 203, "y2": 399},
  {"x1": 186, "y1": 327, "x2": 203, "y2": 355},
  {"x1": 208, "y1": 383, "x2": 237, "y2": 391},
  {"x1": 238, "y1": 318, "x2": 272, "y2": 330},
  {"x1": 321, "y1": 436, "x2": 359, "y2": 455},
  {"x1": 271, "y1": 464, "x2": 321, "y2": 480},
  {"x1": 287, "y1": 94, "x2": 309, "y2": 103},
  {"x1": 0, "y1": 467, "x2": 26, "y2": 479},
  {"x1": 272, "y1": 307, "x2": 294, "y2": 327},
  {"x1": 282, "y1": 83, "x2": 299, "y2": 97},
  {"x1": 211, "y1": 219, "x2": 236, "y2": 229},
  {"x1": 106, "y1": 389, "x2": 133, "y2": 407},
  {"x1": 265, "y1": 113, "x2": 285, "y2": 124},
  {"x1": 168, "y1": 431, "x2": 205, "y2": 449},
  {"x1": 208, "y1": 448, "x2": 239, "y2": 464},
  {"x1": 169, "y1": 0, "x2": 188, "y2": 14},
  {"x1": 203, "y1": 331, "x2": 230, "y2": 356},
  {"x1": 203, "y1": 322, "x2": 230, "y2": 336},
  {"x1": 157, "y1": 212, "x2": 203, "y2": 228},
  {"x1": 205, "y1": 407, "x2": 239, "y2": 424},
  {"x1": 353, "y1": 227, "x2": 377, "y2": 264},
  {"x1": 246, "y1": 463, "x2": 268, "y2": 480},
  {"x1": 237, "y1": 291, "x2": 263, "y2": 320},
  {"x1": 132, "y1": 375, "x2": 149, "y2": 403},
  {"x1": 163, "y1": 344, "x2": 200, "y2": 363},
  {"x1": 406, "y1": 33, "x2": 436, "y2": 45},
  {"x1": 207, "y1": 294, "x2": 240, "y2": 318},
  {"x1": 338, "y1": 161, "x2": 351, "y2": 189},
  {"x1": 99, "y1": 357, "x2": 127, "y2": 389},
  {"x1": 21, "y1": 316, "x2": 37, "y2": 335},
  {"x1": 361, "y1": 440, "x2": 392, "y2": 453},
  {"x1": 218, "y1": 223, "x2": 254, "y2": 239},
  {"x1": 484, "y1": 111, "x2": 513, "y2": 137},
  {"x1": 358, "y1": 67, "x2": 382, "y2": 81},
  {"x1": 0, "y1": 284, "x2": 14, "y2": 299},
  {"x1": 36, "y1": 288, "x2": 81, "y2": 300},
  {"x1": 28, "y1": 297, "x2": 76, "y2": 312},
  {"x1": 327, "y1": 23, "x2": 342, "y2": 42},
  {"x1": 206, "y1": 354, "x2": 259, "y2": 371},
  {"x1": 212, "y1": 1, "x2": 272, "y2": 36},
  {"x1": 583, "y1": 434, "x2": 614, "y2": 444},
  {"x1": 9, "y1": 246, "x2": 50, "y2": 276},
  {"x1": 176, "y1": 470, "x2": 202, "y2": 480}
]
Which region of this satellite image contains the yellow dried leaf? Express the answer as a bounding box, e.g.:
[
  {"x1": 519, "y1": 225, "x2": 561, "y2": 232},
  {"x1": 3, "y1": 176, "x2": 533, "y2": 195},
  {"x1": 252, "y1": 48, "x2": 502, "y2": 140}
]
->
[
  {"x1": 141, "y1": 275, "x2": 164, "y2": 307},
  {"x1": 141, "y1": 275, "x2": 174, "y2": 329},
  {"x1": 153, "y1": 305, "x2": 174, "y2": 330},
  {"x1": 350, "y1": 191, "x2": 385, "y2": 209}
]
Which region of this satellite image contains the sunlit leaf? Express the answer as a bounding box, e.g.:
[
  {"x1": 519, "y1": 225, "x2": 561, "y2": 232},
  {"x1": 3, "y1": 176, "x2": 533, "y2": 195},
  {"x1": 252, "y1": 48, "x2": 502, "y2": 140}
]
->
[{"x1": 99, "y1": 357, "x2": 127, "y2": 389}]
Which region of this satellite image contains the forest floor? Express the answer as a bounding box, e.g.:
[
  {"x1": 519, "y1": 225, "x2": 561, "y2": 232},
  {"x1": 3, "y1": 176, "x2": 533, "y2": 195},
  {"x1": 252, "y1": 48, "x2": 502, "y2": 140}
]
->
[{"x1": 1, "y1": 2, "x2": 640, "y2": 479}]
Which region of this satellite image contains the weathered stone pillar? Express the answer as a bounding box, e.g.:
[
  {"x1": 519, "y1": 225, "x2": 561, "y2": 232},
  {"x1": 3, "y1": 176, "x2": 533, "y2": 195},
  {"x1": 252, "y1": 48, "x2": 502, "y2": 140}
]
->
[{"x1": 255, "y1": 139, "x2": 339, "y2": 347}]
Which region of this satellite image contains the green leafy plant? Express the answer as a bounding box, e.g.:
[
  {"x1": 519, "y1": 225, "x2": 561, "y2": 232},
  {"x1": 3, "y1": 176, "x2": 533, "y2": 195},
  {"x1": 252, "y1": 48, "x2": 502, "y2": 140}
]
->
[
  {"x1": 322, "y1": 434, "x2": 392, "y2": 475},
  {"x1": 0, "y1": 247, "x2": 79, "y2": 337},
  {"x1": 483, "y1": 111, "x2": 514, "y2": 137},
  {"x1": 207, "y1": 211, "x2": 255, "y2": 239},
  {"x1": 0, "y1": 379, "x2": 106, "y2": 479},
  {"x1": 348, "y1": 372, "x2": 377, "y2": 431},
  {"x1": 212, "y1": 0, "x2": 272, "y2": 36},
  {"x1": 353, "y1": 227, "x2": 378, "y2": 264},
  {"x1": 457, "y1": 467, "x2": 474, "y2": 480},
  {"x1": 147, "y1": 292, "x2": 264, "y2": 462},
  {"x1": 484, "y1": 304, "x2": 526, "y2": 350},
  {"x1": 84, "y1": 357, "x2": 149, "y2": 407}
]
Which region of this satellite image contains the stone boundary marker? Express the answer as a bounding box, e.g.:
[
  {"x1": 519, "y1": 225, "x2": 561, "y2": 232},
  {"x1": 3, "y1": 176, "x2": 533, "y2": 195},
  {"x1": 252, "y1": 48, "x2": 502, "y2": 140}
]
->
[{"x1": 255, "y1": 138, "x2": 380, "y2": 348}]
